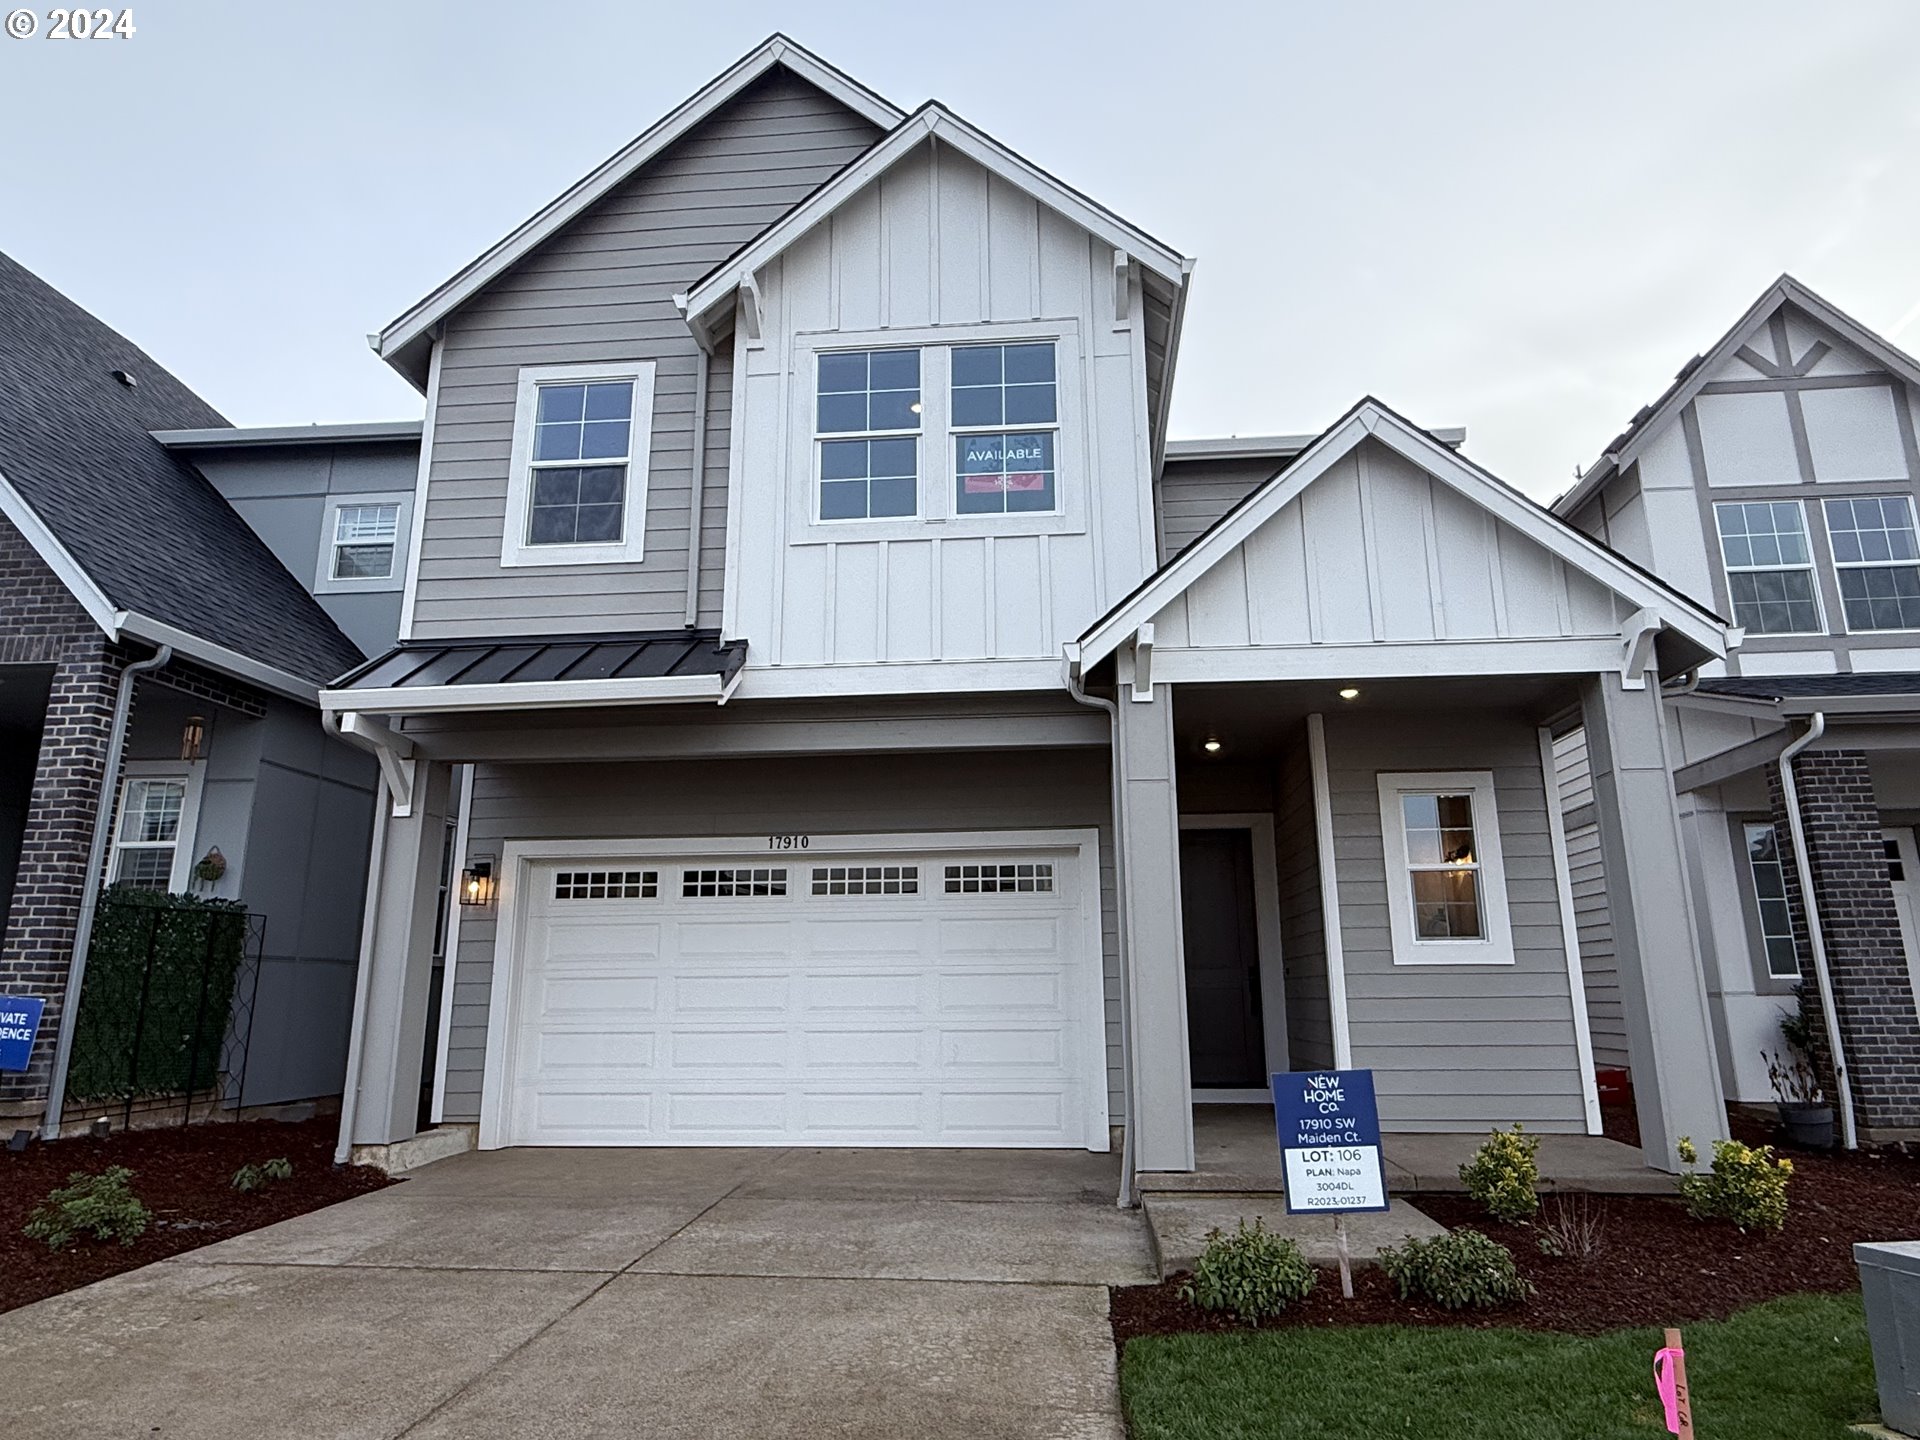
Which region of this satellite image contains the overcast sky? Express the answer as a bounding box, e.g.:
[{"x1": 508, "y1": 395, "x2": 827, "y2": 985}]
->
[{"x1": 4, "y1": 1, "x2": 1917, "y2": 500}]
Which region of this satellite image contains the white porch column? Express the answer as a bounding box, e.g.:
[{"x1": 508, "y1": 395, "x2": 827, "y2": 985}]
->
[
  {"x1": 344, "y1": 759, "x2": 453, "y2": 1148},
  {"x1": 1115, "y1": 674, "x2": 1194, "y2": 1172},
  {"x1": 1580, "y1": 671, "x2": 1729, "y2": 1170}
]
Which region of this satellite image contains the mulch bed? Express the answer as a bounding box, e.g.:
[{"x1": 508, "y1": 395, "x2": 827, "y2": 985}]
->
[
  {"x1": 1113, "y1": 1107, "x2": 1920, "y2": 1345},
  {"x1": 0, "y1": 1115, "x2": 393, "y2": 1315}
]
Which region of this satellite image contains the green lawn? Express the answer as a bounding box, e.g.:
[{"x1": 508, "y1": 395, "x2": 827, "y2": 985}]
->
[{"x1": 1120, "y1": 1294, "x2": 1874, "y2": 1440}]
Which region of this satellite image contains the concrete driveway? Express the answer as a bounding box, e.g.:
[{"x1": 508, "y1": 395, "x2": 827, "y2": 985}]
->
[{"x1": 1, "y1": 1145, "x2": 1153, "y2": 1439}]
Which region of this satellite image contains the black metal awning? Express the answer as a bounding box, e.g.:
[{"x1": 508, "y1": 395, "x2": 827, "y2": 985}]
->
[{"x1": 329, "y1": 630, "x2": 747, "y2": 697}]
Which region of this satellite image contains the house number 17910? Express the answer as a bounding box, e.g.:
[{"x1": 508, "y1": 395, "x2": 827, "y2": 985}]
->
[{"x1": 767, "y1": 834, "x2": 811, "y2": 850}]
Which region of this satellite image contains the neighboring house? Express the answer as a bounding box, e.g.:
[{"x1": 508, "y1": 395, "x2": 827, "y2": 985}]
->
[
  {"x1": 0, "y1": 250, "x2": 406, "y2": 1131},
  {"x1": 1556, "y1": 276, "x2": 1920, "y2": 1144},
  {"x1": 320, "y1": 34, "x2": 1736, "y2": 1181}
]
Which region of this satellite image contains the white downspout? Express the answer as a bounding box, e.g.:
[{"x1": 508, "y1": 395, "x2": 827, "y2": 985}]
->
[
  {"x1": 1066, "y1": 649, "x2": 1135, "y2": 1209},
  {"x1": 324, "y1": 707, "x2": 392, "y2": 1166},
  {"x1": 1777, "y1": 713, "x2": 1857, "y2": 1149},
  {"x1": 41, "y1": 642, "x2": 172, "y2": 1138}
]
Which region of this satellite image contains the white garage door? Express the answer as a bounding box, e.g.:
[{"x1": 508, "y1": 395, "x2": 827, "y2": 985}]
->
[{"x1": 491, "y1": 841, "x2": 1105, "y2": 1149}]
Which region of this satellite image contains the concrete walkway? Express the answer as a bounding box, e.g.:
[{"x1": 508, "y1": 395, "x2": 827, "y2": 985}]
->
[{"x1": 1, "y1": 1146, "x2": 1154, "y2": 1440}]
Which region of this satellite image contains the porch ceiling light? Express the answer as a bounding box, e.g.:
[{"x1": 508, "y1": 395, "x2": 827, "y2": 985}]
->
[
  {"x1": 1203, "y1": 735, "x2": 1223, "y2": 754},
  {"x1": 460, "y1": 860, "x2": 496, "y2": 908},
  {"x1": 1338, "y1": 687, "x2": 1360, "y2": 700}
]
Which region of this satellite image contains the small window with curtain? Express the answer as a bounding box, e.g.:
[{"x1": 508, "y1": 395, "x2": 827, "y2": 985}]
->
[
  {"x1": 952, "y1": 342, "x2": 1057, "y2": 515},
  {"x1": 1823, "y1": 495, "x2": 1920, "y2": 631},
  {"x1": 329, "y1": 503, "x2": 400, "y2": 580},
  {"x1": 1376, "y1": 771, "x2": 1514, "y2": 965},
  {"x1": 816, "y1": 348, "x2": 920, "y2": 521},
  {"x1": 109, "y1": 774, "x2": 191, "y2": 891},
  {"x1": 1713, "y1": 501, "x2": 1822, "y2": 635}
]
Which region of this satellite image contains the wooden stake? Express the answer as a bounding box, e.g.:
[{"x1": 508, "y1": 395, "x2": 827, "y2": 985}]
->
[
  {"x1": 1664, "y1": 1328, "x2": 1694, "y2": 1439},
  {"x1": 1334, "y1": 1214, "x2": 1354, "y2": 1299}
]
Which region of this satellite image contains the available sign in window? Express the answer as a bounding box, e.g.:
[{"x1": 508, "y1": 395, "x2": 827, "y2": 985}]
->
[{"x1": 1272, "y1": 1068, "x2": 1389, "y2": 1215}]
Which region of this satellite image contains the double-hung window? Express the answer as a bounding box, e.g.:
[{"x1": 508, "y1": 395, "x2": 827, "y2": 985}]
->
[
  {"x1": 1713, "y1": 500, "x2": 1822, "y2": 635},
  {"x1": 1741, "y1": 821, "x2": 1800, "y2": 981},
  {"x1": 502, "y1": 361, "x2": 656, "y2": 567},
  {"x1": 952, "y1": 342, "x2": 1057, "y2": 515},
  {"x1": 329, "y1": 503, "x2": 400, "y2": 580},
  {"x1": 1376, "y1": 771, "x2": 1514, "y2": 965},
  {"x1": 1824, "y1": 495, "x2": 1920, "y2": 631},
  {"x1": 109, "y1": 771, "x2": 196, "y2": 892},
  {"x1": 816, "y1": 349, "x2": 920, "y2": 520}
]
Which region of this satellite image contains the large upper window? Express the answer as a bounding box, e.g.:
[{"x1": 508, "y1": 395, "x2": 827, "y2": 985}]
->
[
  {"x1": 502, "y1": 361, "x2": 656, "y2": 568},
  {"x1": 1824, "y1": 495, "x2": 1920, "y2": 631},
  {"x1": 1376, "y1": 771, "x2": 1514, "y2": 965},
  {"x1": 1741, "y1": 822, "x2": 1800, "y2": 981},
  {"x1": 952, "y1": 343, "x2": 1057, "y2": 515},
  {"x1": 1713, "y1": 500, "x2": 1822, "y2": 635},
  {"x1": 816, "y1": 349, "x2": 920, "y2": 521}
]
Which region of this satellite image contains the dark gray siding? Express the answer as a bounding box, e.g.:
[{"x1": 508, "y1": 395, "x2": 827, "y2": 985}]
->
[
  {"x1": 1156, "y1": 455, "x2": 1281, "y2": 561},
  {"x1": 412, "y1": 70, "x2": 884, "y2": 639}
]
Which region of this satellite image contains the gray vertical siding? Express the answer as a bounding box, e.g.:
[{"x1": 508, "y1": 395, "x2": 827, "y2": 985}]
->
[
  {"x1": 411, "y1": 69, "x2": 884, "y2": 639},
  {"x1": 1325, "y1": 712, "x2": 1587, "y2": 1131},
  {"x1": 440, "y1": 748, "x2": 1124, "y2": 1124},
  {"x1": 1275, "y1": 733, "x2": 1335, "y2": 1069},
  {"x1": 1155, "y1": 455, "x2": 1282, "y2": 561}
]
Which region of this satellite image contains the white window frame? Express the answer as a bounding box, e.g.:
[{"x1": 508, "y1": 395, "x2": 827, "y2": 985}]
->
[
  {"x1": 947, "y1": 339, "x2": 1063, "y2": 522},
  {"x1": 314, "y1": 490, "x2": 413, "y2": 594},
  {"x1": 789, "y1": 320, "x2": 1085, "y2": 546},
  {"x1": 1740, "y1": 820, "x2": 1802, "y2": 982},
  {"x1": 107, "y1": 762, "x2": 204, "y2": 894},
  {"x1": 1822, "y1": 493, "x2": 1920, "y2": 635},
  {"x1": 501, "y1": 360, "x2": 657, "y2": 568},
  {"x1": 1376, "y1": 770, "x2": 1514, "y2": 966},
  {"x1": 811, "y1": 345, "x2": 923, "y2": 525},
  {"x1": 1711, "y1": 499, "x2": 1826, "y2": 637}
]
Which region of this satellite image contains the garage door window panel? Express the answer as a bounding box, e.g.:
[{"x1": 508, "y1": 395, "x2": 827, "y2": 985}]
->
[
  {"x1": 554, "y1": 870, "x2": 658, "y2": 900},
  {"x1": 812, "y1": 865, "x2": 919, "y2": 896},
  {"x1": 682, "y1": 867, "x2": 788, "y2": 898},
  {"x1": 944, "y1": 862, "x2": 1054, "y2": 894}
]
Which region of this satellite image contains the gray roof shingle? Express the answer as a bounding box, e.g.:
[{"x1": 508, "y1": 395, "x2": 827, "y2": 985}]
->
[{"x1": 0, "y1": 251, "x2": 364, "y2": 686}]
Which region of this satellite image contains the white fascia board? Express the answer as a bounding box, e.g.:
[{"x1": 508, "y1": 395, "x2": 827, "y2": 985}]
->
[
  {"x1": 319, "y1": 673, "x2": 725, "y2": 715},
  {"x1": 152, "y1": 421, "x2": 424, "y2": 449},
  {"x1": 682, "y1": 106, "x2": 1190, "y2": 334},
  {"x1": 0, "y1": 470, "x2": 119, "y2": 635},
  {"x1": 115, "y1": 612, "x2": 320, "y2": 704},
  {"x1": 729, "y1": 658, "x2": 1067, "y2": 700},
  {"x1": 1078, "y1": 402, "x2": 1729, "y2": 666},
  {"x1": 1164, "y1": 426, "x2": 1467, "y2": 464},
  {"x1": 374, "y1": 36, "x2": 903, "y2": 380},
  {"x1": 1150, "y1": 638, "x2": 1627, "y2": 684}
]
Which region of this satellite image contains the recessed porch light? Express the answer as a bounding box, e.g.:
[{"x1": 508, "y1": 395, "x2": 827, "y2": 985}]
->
[
  {"x1": 1338, "y1": 687, "x2": 1360, "y2": 700},
  {"x1": 1202, "y1": 736, "x2": 1223, "y2": 754}
]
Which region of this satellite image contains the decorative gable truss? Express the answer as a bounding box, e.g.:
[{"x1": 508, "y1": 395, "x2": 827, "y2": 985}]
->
[{"x1": 1074, "y1": 399, "x2": 1732, "y2": 692}]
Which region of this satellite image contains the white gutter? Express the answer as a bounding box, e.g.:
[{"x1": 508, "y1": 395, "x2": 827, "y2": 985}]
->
[
  {"x1": 41, "y1": 643, "x2": 172, "y2": 1138},
  {"x1": 1065, "y1": 644, "x2": 1135, "y2": 1210},
  {"x1": 115, "y1": 611, "x2": 319, "y2": 704},
  {"x1": 1776, "y1": 713, "x2": 1858, "y2": 1149},
  {"x1": 320, "y1": 672, "x2": 727, "y2": 715}
]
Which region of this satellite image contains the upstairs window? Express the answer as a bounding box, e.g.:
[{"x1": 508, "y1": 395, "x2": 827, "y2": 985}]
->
[
  {"x1": 329, "y1": 503, "x2": 399, "y2": 580},
  {"x1": 1824, "y1": 495, "x2": 1920, "y2": 631},
  {"x1": 952, "y1": 343, "x2": 1057, "y2": 515},
  {"x1": 1713, "y1": 500, "x2": 1822, "y2": 635},
  {"x1": 816, "y1": 349, "x2": 920, "y2": 521},
  {"x1": 502, "y1": 361, "x2": 656, "y2": 568}
]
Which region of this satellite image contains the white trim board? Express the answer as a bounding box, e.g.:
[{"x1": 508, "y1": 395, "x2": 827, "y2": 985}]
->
[
  {"x1": 375, "y1": 35, "x2": 904, "y2": 385},
  {"x1": 1538, "y1": 726, "x2": 1604, "y2": 1135},
  {"x1": 475, "y1": 827, "x2": 1108, "y2": 1151},
  {"x1": 429, "y1": 763, "x2": 475, "y2": 1127},
  {"x1": 320, "y1": 672, "x2": 728, "y2": 716},
  {"x1": 499, "y1": 360, "x2": 658, "y2": 569},
  {"x1": 1306, "y1": 714, "x2": 1353, "y2": 1069},
  {"x1": 1076, "y1": 399, "x2": 1731, "y2": 668},
  {"x1": 1178, "y1": 813, "x2": 1287, "y2": 1082}
]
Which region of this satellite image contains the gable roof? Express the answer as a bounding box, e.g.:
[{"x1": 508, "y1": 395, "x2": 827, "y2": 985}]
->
[
  {"x1": 677, "y1": 99, "x2": 1191, "y2": 339},
  {"x1": 1078, "y1": 396, "x2": 1729, "y2": 667},
  {"x1": 372, "y1": 34, "x2": 904, "y2": 388},
  {"x1": 1554, "y1": 274, "x2": 1920, "y2": 519},
  {"x1": 0, "y1": 250, "x2": 364, "y2": 694}
]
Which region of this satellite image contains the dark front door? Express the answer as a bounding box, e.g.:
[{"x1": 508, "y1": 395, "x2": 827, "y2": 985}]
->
[{"x1": 1179, "y1": 828, "x2": 1266, "y2": 1088}]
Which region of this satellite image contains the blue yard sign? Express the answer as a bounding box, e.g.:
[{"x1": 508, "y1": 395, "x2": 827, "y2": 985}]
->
[
  {"x1": 0, "y1": 996, "x2": 46, "y2": 1072},
  {"x1": 1272, "y1": 1068, "x2": 1390, "y2": 1216}
]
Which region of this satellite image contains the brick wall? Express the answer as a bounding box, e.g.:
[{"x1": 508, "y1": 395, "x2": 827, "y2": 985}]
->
[{"x1": 1768, "y1": 750, "x2": 1920, "y2": 1138}]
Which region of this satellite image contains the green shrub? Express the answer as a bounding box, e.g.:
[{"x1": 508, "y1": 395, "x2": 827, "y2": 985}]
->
[
  {"x1": 22, "y1": 1167, "x2": 151, "y2": 1250},
  {"x1": 1676, "y1": 1136, "x2": 1792, "y2": 1232},
  {"x1": 232, "y1": 1157, "x2": 294, "y2": 1192},
  {"x1": 1459, "y1": 1123, "x2": 1541, "y2": 1223},
  {"x1": 1378, "y1": 1230, "x2": 1532, "y2": 1310},
  {"x1": 1179, "y1": 1218, "x2": 1317, "y2": 1324}
]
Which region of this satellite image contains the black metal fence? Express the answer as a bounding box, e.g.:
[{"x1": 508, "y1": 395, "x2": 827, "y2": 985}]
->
[{"x1": 66, "y1": 889, "x2": 264, "y2": 1127}]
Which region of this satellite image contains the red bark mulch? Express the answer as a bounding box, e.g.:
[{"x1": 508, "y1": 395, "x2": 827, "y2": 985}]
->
[
  {"x1": 1114, "y1": 1112, "x2": 1920, "y2": 1345},
  {"x1": 0, "y1": 1115, "x2": 393, "y2": 1315}
]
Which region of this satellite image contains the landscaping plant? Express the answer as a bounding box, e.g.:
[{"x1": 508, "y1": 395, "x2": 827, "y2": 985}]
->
[
  {"x1": 1179, "y1": 1218, "x2": 1316, "y2": 1324},
  {"x1": 22, "y1": 1166, "x2": 151, "y2": 1250},
  {"x1": 1533, "y1": 1192, "x2": 1607, "y2": 1261},
  {"x1": 1377, "y1": 1229, "x2": 1533, "y2": 1310},
  {"x1": 1676, "y1": 1136, "x2": 1792, "y2": 1232},
  {"x1": 231, "y1": 1157, "x2": 294, "y2": 1193},
  {"x1": 1459, "y1": 1123, "x2": 1541, "y2": 1223}
]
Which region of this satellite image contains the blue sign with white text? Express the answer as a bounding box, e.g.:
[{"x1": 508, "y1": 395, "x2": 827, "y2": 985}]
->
[
  {"x1": 0, "y1": 995, "x2": 46, "y2": 1072},
  {"x1": 1272, "y1": 1068, "x2": 1390, "y2": 1215}
]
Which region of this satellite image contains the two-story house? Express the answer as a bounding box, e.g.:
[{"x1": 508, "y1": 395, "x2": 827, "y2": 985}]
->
[
  {"x1": 1556, "y1": 276, "x2": 1920, "y2": 1146},
  {"x1": 318, "y1": 35, "x2": 1739, "y2": 1187},
  {"x1": 0, "y1": 250, "x2": 412, "y2": 1133}
]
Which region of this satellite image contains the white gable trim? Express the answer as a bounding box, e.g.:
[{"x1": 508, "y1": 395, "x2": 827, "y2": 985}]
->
[
  {"x1": 679, "y1": 104, "x2": 1190, "y2": 339},
  {"x1": 374, "y1": 36, "x2": 903, "y2": 384},
  {"x1": 1077, "y1": 401, "x2": 1728, "y2": 667},
  {"x1": 0, "y1": 469, "x2": 118, "y2": 634}
]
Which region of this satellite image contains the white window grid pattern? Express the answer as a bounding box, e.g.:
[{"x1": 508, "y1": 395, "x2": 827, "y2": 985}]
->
[
  {"x1": 111, "y1": 777, "x2": 186, "y2": 891},
  {"x1": 682, "y1": 867, "x2": 788, "y2": 898},
  {"x1": 527, "y1": 379, "x2": 636, "y2": 547},
  {"x1": 330, "y1": 502, "x2": 400, "y2": 581},
  {"x1": 1713, "y1": 500, "x2": 1824, "y2": 636},
  {"x1": 943, "y1": 862, "x2": 1053, "y2": 894},
  {"x1": 554, "y1": 870, "x2": 658, "y2": 901},
  {"x1": 1823, "y1": 495, "x2": 1920, "y2": 632},
  {"x1": 810, "y1": 865, "x2": 919, "y2": 896},
  {"x1": 814, "y1": 348, "x2": 921, "y2": 522},
  {"x1": 1743, "y1": 823, "x2": 1801, "y2": 981},
  {"x1": 949, "y1": 341, "x2": 1059, "y2": 517},
  {"x1": 1398, "y1": 792, "x2": 1485, "y2": 940}
]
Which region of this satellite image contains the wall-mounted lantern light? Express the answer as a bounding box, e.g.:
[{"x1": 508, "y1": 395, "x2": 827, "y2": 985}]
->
[
  {"x1": 180, "y1": 715, "x2": 207, "y2": 761},
  {"x1": 459, "y1": 860, "x2": 496, "y2": 908}
]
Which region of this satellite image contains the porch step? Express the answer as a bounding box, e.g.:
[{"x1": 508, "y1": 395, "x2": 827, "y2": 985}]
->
[{"x1": 1142, "y1": 1194, "x2": 1448, "y2": 1279}]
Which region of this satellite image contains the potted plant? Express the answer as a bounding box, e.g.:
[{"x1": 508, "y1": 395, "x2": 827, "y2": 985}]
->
[{"x1": 1765, "y1": 1046, "x2": 1833, "y2": 1149}]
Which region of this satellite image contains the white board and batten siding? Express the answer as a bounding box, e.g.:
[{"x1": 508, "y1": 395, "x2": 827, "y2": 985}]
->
[
  {"x1": 726, "y1": 138, "x2": 1157, "y2": 686},
  {"x1": 1149, "y1": 440, "x2": 1628, "y2": 655},
  {"x1": 407, "y1": 71, "x2": 884, "y2": 641}
]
